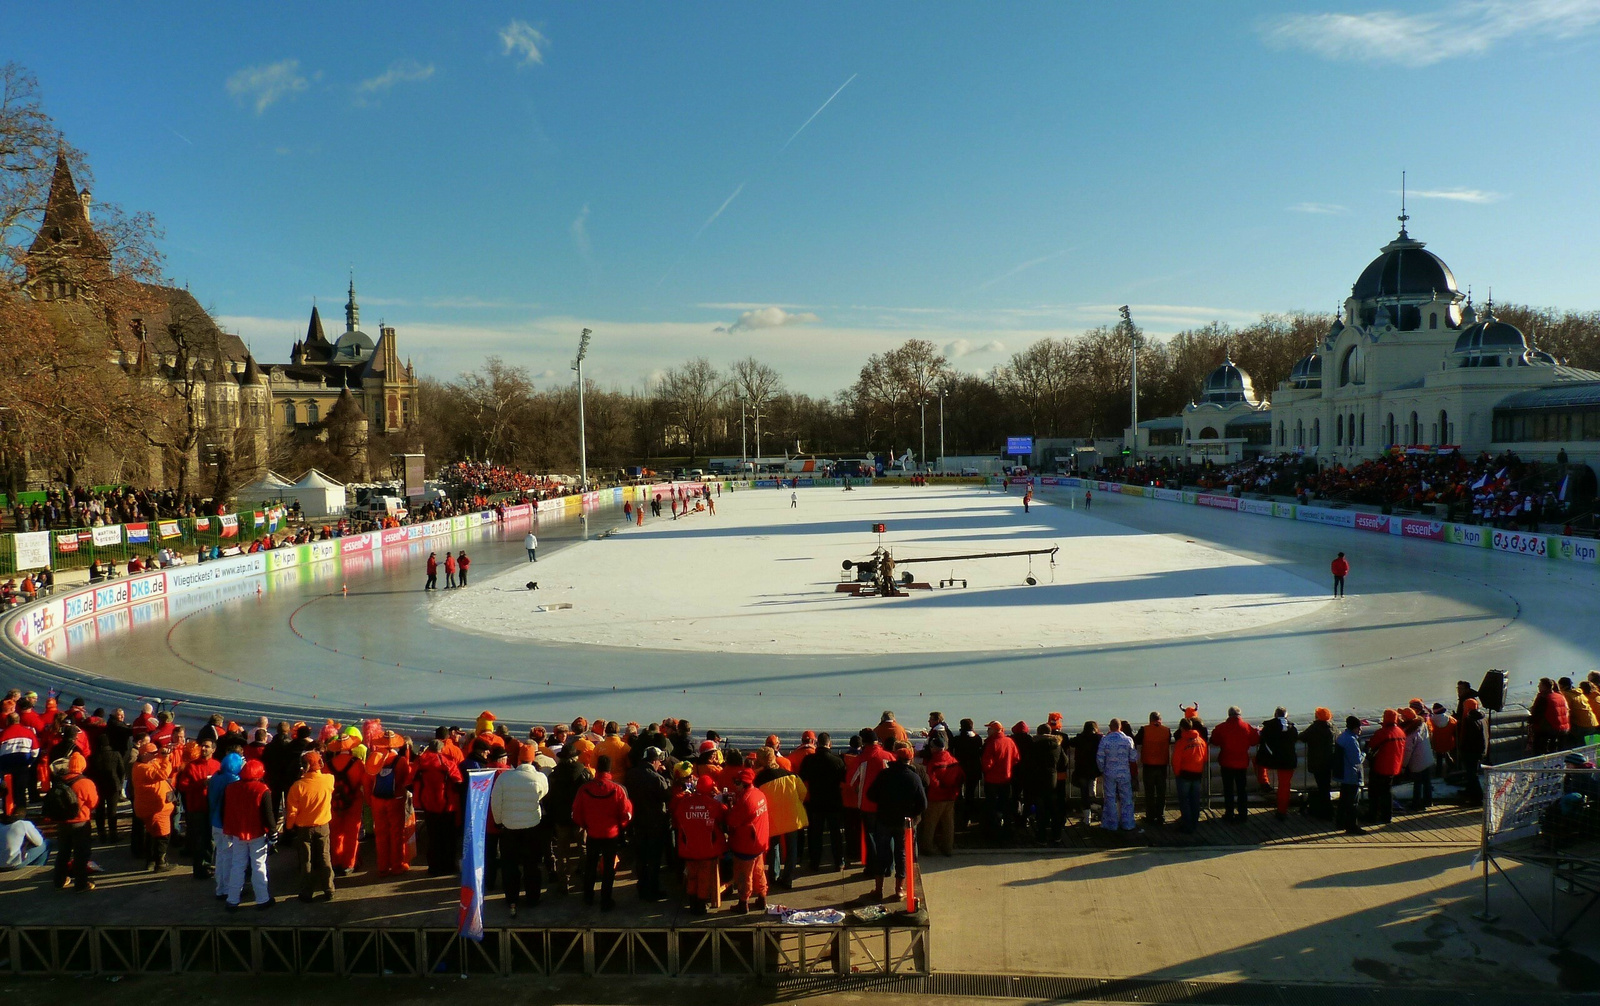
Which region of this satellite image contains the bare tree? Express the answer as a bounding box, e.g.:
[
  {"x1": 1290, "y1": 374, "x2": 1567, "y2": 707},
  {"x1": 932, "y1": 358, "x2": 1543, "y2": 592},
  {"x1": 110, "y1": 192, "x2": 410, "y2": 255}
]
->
[{"x1": 655, "y1": 357, "x2": 724, "y2": 463}]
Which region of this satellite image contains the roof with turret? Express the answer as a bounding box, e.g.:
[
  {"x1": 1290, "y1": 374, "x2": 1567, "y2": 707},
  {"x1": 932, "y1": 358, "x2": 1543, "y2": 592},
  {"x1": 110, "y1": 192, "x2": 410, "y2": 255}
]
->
[{"x1": 28, "y1": 152, "x2": 108, "y2": 262}]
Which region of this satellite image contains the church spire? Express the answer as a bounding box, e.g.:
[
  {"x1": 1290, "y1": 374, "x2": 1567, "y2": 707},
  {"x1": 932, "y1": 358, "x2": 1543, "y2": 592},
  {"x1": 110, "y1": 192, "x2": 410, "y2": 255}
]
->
[{"x1": 345, "y1": 272, "x2": 359, "y2": 332}]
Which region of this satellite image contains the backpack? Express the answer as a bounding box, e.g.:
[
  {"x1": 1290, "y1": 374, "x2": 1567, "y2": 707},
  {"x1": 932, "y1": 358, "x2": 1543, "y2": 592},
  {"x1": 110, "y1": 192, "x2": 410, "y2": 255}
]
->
[
  {"x1": 331, "y1": 759, "x2": 362, "y2": 813},
  {"x1": 42, "y1": 775, "x2": 81, "y2": 822},
  {"x1": 372, "y1": 764, "x2": 396, "y2": 800}
]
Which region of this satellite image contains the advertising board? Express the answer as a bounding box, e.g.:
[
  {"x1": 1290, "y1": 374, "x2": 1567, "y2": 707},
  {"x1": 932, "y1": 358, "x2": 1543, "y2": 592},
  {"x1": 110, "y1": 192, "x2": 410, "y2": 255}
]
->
[
  {"x1": 1296, "y1": 506, "x2": 1357, "y2": 528},
  {"x1": 1491, "y1": 530, "x2": 1548, "y2": 557},
  {"x1": 1353, "y1": 513, "x2": 1391, "y2": 534},
  {"x1": 1195, "y1": 494, "x2": 1239, "y2": 511}
]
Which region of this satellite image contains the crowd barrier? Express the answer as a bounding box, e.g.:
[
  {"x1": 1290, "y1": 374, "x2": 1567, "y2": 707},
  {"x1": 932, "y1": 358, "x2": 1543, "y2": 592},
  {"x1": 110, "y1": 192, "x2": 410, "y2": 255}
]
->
[
  {"x1": 1027, "y1": 476, "x2": 1600, "y2": 567},
  {"x1": 4, "y1": 486, "x2": 656, "y2": 660}
]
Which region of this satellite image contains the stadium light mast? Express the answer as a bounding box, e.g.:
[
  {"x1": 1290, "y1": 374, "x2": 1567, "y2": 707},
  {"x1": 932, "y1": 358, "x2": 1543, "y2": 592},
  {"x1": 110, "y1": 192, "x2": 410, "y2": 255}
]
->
[
  {"x1": 920, "y1": 399, "x2": 927, "y2": 474},
  {"x1": 574, "y1": 328, "x2": 592, "y2": 491},
  {"x1": 939, "y1": 388, "x2": 947, "y2": 474},
  {"x1": 1121, "y1": 306, "x2": 1140, "y2": 464},
  {"x1": 740, "y1": 397, "x2": 748, "y2": 466}
]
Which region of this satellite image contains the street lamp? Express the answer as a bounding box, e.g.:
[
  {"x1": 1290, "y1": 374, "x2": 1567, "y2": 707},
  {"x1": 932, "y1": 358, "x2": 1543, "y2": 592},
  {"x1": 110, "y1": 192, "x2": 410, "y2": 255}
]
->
[
  {"x1": 920, "y1": 399, "x2": 927, "y2": 474},
  {"x1": 573, "y1": 328, "x2": 592, "y2": 491},
  {"x1": 938, "y1": 389, "x2": 947, "y2": 473},
  {"x1": 740, "y1": 397, "x2": 748, "y2": 466},
  {"x1": 1120, "y1": 306, "x2": 1141, "y2": 464}
]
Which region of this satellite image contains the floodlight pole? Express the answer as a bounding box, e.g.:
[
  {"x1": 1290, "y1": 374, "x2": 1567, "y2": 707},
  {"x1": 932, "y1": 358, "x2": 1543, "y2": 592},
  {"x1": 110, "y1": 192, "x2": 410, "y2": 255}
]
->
[
  {"x1": 1121, "y1": 305, "x2": 1140, "y2": 464},
  {"x1": 939, "y1": 390, "x2": 947, "y2": 473},
  {"x1": 920, "y1": 400, "x2": 927, "y2": 474},
  {"x1": 740, "y1": 397, "x2": 748, "y2": 465},
  {"x1": 574, "y1": 328, "x2": 592, "y2": 491}
]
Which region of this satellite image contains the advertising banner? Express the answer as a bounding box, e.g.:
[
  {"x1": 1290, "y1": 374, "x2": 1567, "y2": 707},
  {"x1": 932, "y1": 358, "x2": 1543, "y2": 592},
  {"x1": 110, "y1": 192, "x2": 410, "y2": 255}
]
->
[
  {"x1": 165, "y1": 552, "x2": 266, "y2": 591},
  {"x1": 1152, "y1": 488, "x2": 1183, "y2": 502},
  {"x1": 1195, "y1": 494, "x2": 1240, "y2": 511},
  {"x1": 1446, "y1": 523, "x2": 1489, "y2": 548},
  {"x1": 1120, "y1": 485, "x2": 1148, "y2": 498},
  {"x1": 1399, "y1": 518, "x2": 1445, "y2": 541},
  {"x1": 13, "y1": 531, "x2": 50, "y2": 570},
  {"x1": 458, "y1": 770, "x2": 496, "y2": 941},
  {"x1": 1353, "y1": 513, "x2": 1391, "y2": 534},
  {"x1": 339, "y1": 533, "x2": 373, "y2": 554},
  {"x1": 11, "y1": 597, "x2": 63, "y2": 647},
  {"x1": 1238, "y1": 499, "x2": 1275, "y2": 517},
  {"x1": 93, "y1": 580, "x2": 130, "y2": 612},
  {"x1": 267, "y1": 547, "x2": 300, "y2": 572},
  {"x1": 1296, "y1": 506, "x2": 1357, "y2": 528},
  {"x1": 158, "y1": 520, "x2": 181, "y2": 539},
  {"x1": 382, "y1": 527, "x2": 409, "y2": 546},
  {"x1": 1491, "y1": 529, "x2": 1548, "y2": 557},
  {"x1": 126, "y1": 522, "x2": 150, "y2": 544},
  {"x1": 127, "y1": 571, "x2": 167, "y2": 603},
  {"x1": 55, "y1": 532, "x2": 83, "y2": 553},
  {"x1": 218, "y1": 514, "x2": 238, "y2": 538},
  {"x1": 63, "y1": 589, "x2": 95, "y2": 623},
  {"x1": 1554, "y1": 536, "x2": 1599, "y2": 564},
  {"x1": 91, "y1": 525, "x2": 123, "y2": 547}
]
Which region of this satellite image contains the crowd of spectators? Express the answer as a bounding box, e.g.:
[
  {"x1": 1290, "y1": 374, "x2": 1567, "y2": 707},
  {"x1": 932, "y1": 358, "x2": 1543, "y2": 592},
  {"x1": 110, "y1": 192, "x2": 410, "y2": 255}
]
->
[
  {"x1": 438, "y1": 461, "x2": 570, "y2": 501},
  {"x1": 7, "y1": 486, "x2": 216, "y2": 534},
  {"x1": 3, "y1": 676, "x2": 1559, "y2": 914}
]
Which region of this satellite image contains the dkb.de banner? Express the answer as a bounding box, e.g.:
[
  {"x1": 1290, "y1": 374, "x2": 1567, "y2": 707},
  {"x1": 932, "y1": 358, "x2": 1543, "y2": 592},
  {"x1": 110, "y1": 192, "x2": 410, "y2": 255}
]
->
[{"x1": 458, "y1": 769, "x2": 496, "y2": 941}]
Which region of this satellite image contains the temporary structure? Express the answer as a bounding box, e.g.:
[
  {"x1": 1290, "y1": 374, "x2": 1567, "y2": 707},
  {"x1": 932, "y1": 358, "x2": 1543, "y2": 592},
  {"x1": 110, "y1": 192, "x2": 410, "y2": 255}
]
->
[{"x1": 289, "y1": 469, "x2": 347, "y2": 517}]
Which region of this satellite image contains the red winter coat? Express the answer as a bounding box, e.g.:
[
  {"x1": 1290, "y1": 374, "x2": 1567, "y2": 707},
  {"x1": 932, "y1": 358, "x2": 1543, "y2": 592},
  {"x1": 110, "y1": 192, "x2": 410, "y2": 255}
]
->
[
  {"x1": 411, "y1": 750, "x2": 462, "y2": 814},
  {"x1": 1331, "y1": 556, "x2": 1350, "y2": 578},
  {"x1": 571, "y1": 773, "x2": 633, "y2": 839},
  {"x1": 980, "y1": 734, "x2": 1020, "y2": 785},
  {"x1": 458, "y1": 555, "x2": 470, "y2": 572},
  {"x1": 1369, "y1": 724, "x2": 1406, "y2": 777},
  {"x1": 176, "y1": 757, "x2": 220, "y2": 813},
  {"x1": 1209, "y1": 716, "x2": 1260, "y2": 770},
  {"x1": 671, "y1": 789, "x2": 727, "y2": 860},
  {"x1": 852, "y1": 744, "x2": 892, "y2": 814},
  {"x1": 444, "y1": 554, "x2": 456, "y2": 573},
  {"x1": 924, "y1": 749, "x2": 966, "y2": 802},
  {"x1": 223, "y1": 762, "x2": 275, "y2": 840},
  {"x1": 725, "y1": 785, "x2": 770, "y2": 857},
  {"x1": 426, "y1": 556, "x2": 438, "y2": 575}
]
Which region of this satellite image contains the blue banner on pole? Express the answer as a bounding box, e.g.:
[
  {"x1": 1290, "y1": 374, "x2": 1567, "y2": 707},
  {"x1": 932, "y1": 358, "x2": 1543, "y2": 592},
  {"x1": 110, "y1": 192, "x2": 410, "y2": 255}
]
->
[{"x1": 458, "y1": 769, "x2": 496, "y2": 941}]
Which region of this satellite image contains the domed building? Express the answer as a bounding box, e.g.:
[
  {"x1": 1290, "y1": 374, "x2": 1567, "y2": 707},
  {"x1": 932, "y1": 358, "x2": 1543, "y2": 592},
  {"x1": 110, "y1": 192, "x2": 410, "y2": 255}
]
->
[
  {"x1": 1269, "y1": 214, "x2": 1600, "y2": 465},
  {"x1": 1126, "y1": 358, "x2": 1273, "y2": 464}
]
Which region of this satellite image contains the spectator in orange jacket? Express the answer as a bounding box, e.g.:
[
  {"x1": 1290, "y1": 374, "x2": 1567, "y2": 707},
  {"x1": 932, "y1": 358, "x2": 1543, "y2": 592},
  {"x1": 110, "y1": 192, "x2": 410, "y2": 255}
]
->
[
  {"x1": 283, "y1": 751, "x2": 335, "y2": 901},
  {"x1": 979, "y1": 721, "x2": 1019, "y2": 839},
  {"x1": 131, "y1": 743, "x2": 176, "y2": 871}
]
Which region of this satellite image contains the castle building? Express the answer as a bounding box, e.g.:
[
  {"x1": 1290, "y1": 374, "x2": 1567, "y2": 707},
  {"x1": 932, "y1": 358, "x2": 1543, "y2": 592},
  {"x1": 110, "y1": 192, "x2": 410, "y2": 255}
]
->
[{"x1": 1130, "y1": 212, "x2": 1600, "y2": 473}]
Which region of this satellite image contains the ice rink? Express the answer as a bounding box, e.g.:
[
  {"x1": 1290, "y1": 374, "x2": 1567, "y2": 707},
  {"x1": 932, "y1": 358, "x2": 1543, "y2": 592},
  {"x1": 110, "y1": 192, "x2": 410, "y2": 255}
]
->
[
  {"x1": 8, "y1": 481, "x2": 1600, "y2": 737},
  {"x1": 434, "y1": 485, "x2": 1331, "y2": 653}
]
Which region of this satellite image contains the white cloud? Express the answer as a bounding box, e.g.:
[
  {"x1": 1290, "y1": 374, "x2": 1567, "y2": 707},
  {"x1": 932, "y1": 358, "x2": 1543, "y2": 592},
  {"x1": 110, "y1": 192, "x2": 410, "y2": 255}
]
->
[
  {"x1": 1289, "y1": 202, "x2": 1347, "y2": 215},
  {"x1": 698, "y1": 302, "x2": 811, "y2": 311},
  {"x1": 1406, "y1": 187, "x2": 1505, "y2": 203},
  {"x1": 1261, "y1": 0, "x2": 1600, "y2": 66},
  {"x1": 499, "y1": 20, "x2": 548, "y2": 65},
  {"x1": 570, "y1": 203, "x2": 593, "y2": 265},
  {"x1": 226, "y1": 59, "x2": 309, "y2": 114},
  {"x1": 726, "y1": 306, "x2": 821, "y2": 333},
  {"x1": 944, "y1": 339, "x2": 1007, "y2": 358},
  {"x1": 355, "y1": 59, "x2": 435, "y2": 103}
]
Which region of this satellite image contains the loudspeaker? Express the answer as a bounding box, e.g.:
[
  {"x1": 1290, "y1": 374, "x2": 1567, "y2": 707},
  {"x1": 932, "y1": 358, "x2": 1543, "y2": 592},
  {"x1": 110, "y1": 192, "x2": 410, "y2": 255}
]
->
[{"x1": 1478, "y1": 669, "x2": 1507, "y2": 713}]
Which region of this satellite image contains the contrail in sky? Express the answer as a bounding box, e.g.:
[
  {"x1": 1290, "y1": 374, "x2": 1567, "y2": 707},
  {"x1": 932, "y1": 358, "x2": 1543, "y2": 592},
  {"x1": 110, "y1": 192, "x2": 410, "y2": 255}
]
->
[
  {"x1": 781, "y1": 73, "x2": 858, "y2": 150},
  {"x1": 694, "y1": 181, "x2": 746, "y2": 239}
]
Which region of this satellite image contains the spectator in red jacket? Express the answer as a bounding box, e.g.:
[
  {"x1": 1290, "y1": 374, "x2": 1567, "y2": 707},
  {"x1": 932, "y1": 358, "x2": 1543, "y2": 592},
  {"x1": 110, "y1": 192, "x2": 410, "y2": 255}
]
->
[
  {"x1": 175, "y1": 739, "x2": 220, "y2": 879},
  {"x1": 921, "y1": 736, "x2": 965, "y2": 856},
  {"x1": 1366, "y1": 709, "x2": 1407, "y2": 825},
  {"x1": 1331, "y1": 552, "x2": 1350, "y2": 598},
  {"x1": 850, "y1": 730, "x2": 893, "y2": 877},
  {"x1": 672, "y1": 773, "x2": 727, "y2": 914},
  {"x1": 1530, "y1": 677, "x2": 1571, "y2": 754},
  {"x1": 570, "y1": 755, "x2": 633, "y2": 910},
  {"x1": 979, "y1": 720, "x2": 1019, "y2": 839},
  {"x1": 410, "y1": 741, "x2": 463, "y2": 875},
  {"x1": 424, "y1": 552, "x2": 438, "y2": 591},
  {"x1": 1209, "y1": 707, "x2": 1260, "y2": 821},
  {"x1": 222, "y1": 759, "x2": 276, "y2": 909},
  {"x1": 725, "y1": 768, "x2": 771, "y2": 913},
  {"x1": 443, "y1": 552, "x2": 457, "y2": 589}
]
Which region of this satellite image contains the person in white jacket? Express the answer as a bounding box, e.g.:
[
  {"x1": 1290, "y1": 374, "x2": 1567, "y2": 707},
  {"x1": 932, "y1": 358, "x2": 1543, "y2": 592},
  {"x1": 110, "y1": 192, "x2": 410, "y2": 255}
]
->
[
  {"x1": 524, "y1": 532, "x2": 537, "y2": 563},
  {"x1": 1096, "y1": 720, "x2": 1139, "y2": 832},
  {"x1": 490, "y1": 758, "x2": 550, "y2": 916},
  {"x1": 1401, "y1": 710, "x2": 1435, "y2": 811}
]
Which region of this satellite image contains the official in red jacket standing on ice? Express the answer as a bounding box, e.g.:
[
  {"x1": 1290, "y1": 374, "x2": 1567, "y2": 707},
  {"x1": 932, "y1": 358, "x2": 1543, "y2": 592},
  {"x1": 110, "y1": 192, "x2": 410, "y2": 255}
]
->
[{"x1": 1331, "y1": 551, "x2": 1350, "y2": 598}]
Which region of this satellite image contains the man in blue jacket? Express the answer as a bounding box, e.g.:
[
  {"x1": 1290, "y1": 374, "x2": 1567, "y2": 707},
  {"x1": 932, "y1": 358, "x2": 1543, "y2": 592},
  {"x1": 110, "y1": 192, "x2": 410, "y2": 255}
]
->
[
  {"x1": 207, "y1": 753, "x2": 245, "y2": 900},
  {"x1": 1334, "y1": 717, "x2": 1366, "y2": 835}
]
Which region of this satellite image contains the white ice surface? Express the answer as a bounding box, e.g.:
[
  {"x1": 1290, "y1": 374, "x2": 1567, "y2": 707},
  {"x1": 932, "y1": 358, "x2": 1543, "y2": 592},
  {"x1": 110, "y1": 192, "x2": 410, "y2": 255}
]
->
[{"x1": 431, "y1": 485, "x2": 1331, "y2": 653}]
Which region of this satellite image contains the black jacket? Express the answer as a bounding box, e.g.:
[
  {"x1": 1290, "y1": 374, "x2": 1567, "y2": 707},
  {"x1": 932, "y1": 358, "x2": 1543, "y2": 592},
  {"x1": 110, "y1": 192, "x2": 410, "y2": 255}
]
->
[
  {"x1": 1458, "y1": 710, "x2": 1488, "y2": 763},
  {"x1": 545, "y1": 757, "x2": 592, "y2": 825},
  {"x1": 949, "y1": 729, "x2": 984, "y2": 776},
  {"x1": 866, "y1": 761, "x2": 928, "y2": 821},
  {"x1": 623, "y1": 763, "x2": 673, "y2": 837},
  {"x1": 1024, "y1": 733, "x2": 1067, "y2": 789},
  {"x1": 798, "y1": 748, "x2": 846, "y2": 810},
  {"x1": 1257, "y1": 718, "x2": 1299, "y2": 770},
  {"x1": 1302, "y1": 720, "x2": 1335, "y2": 774}
]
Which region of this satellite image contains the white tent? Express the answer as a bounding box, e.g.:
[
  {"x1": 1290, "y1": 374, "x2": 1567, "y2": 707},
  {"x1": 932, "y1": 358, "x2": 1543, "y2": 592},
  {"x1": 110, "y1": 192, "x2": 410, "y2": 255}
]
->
[
  {"x1": 236, "y1": 470, "x2": 296, "y2": 508},
  {"x1": 290, "y1": 469, "x2": 347, "y2": 517}
]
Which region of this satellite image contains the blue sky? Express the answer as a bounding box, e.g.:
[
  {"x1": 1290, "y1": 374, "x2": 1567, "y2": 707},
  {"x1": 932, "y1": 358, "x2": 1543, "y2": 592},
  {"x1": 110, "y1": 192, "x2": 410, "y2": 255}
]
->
[{"x1": 10, "y1": 1, "x2": 1600, "y2": 392}]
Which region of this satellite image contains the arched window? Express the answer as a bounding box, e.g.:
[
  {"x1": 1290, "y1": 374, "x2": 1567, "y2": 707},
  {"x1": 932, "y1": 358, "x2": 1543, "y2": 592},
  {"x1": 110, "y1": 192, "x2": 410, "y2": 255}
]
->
[
  {"x1": 306, "y1": 402, "x2": 321, "y2": 424},
  {"x1": 1340, "y1": 345, "x2": 1366, "y2": 386},
  {"x1": 1278, "y1": 422, "x2": 1286, "y2": 446},
  {"x1": 1439, "y1": 410, "x2": 1450, "y2": 445},
  {"x1": 1430, "y1": 312, "x2": 1438, "y2": 329},
  {"x1": 1336, "y1": 415, "x2": 1344, "y2": 445},
  {"x1": 1312, "y1": 419, "x2": 1321, "y2": 446},
  {"x1": 1409, "y1": 411, "x2": 1419, "y2": 444},
  {"x1": 1199, "y1": 426, "x2": 1219, "y2": 440},
  {"x1": 1359, "y1": 414, "x2": 1365, "y2": 446},
  {"x1": 284, "y1": 403, "x2": 297, "y2": 426},
  {"x1": 1386, "y1": 413, "x2": 1395, "y2": 445}
]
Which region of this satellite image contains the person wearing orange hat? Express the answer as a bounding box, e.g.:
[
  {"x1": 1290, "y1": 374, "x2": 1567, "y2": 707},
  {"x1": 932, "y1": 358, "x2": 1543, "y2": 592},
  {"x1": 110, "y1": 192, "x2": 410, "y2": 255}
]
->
[
  {"x1": 283, "y1": 751, "x2": 335, "y2": 901},
  {"x1": 786, "y1": 731, "x2": 817, "y2": 777},
  {"x1": 175, "y1": 739, "x2": 221, "y2": 878},
  {"x1": 366, "y1": 733, "x2": 414, "y2": 876},
  {"x1": 725, "y1": 767, "x2": 770, "y2": 912},
  {"x1": 1303, "y1": 709, "x2": 1336, "y2": 821},
  {"x1": 980, "y1": 721, "x2": 1020, "y2": 839},
  {"x1": 47, "y1": 756, "x2": 99, "y2": 892},
  {"x1": 673, "y1": 773, "x2": 727, "y2": 914},
  {"x1": 325, "y1": 730, "x2": 368, "y2": 876},
  {"x1": 1367, "y1": 710, "x2": 1406, "y2": 825},
  {"x1": 1400, "y1": 707, "x2": 1435, "y2": 811},
  {"x1": 131, "y1": 742, "x2": 177, "y2": 871},
  {"x1": 222, "y1": 759, "x2": 277, "y2": 909}
]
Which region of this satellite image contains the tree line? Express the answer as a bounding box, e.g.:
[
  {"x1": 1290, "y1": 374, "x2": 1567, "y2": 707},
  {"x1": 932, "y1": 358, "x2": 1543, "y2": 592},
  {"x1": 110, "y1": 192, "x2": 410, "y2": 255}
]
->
[{"x1": 418, "y1": 305, "x2": 1600, "y2": 473}]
